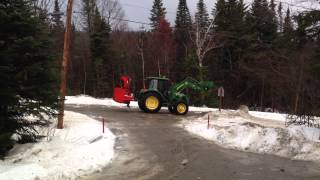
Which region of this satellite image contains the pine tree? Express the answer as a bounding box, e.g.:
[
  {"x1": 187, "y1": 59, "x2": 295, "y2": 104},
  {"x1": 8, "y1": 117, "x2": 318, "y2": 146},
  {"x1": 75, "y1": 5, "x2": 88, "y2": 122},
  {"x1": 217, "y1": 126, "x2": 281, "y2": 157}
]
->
[
  {"x1": 195, "y1": 0, "x2": 209, "y2": 30},
  {"x1": 150, "y1": 0, "x2": 166, "y2": 30},
  {"x1": 82, "y1": 0, "x2": 96, "y2": 33},
  {"x1": 50, "y1": 0, "x2": 64, "y2": 68},
  {"x1": 249, "y1": 0, "x2": 277, "y2": 42},
  {"x1": 269, "y1": 0, "x2": 278, "y2": 33},
  {"x1": 283, "y1": 8, "x2": 293, "y2": 34},
  {"x1": 278, "y1": 2, "x2": 283, "y2": 32},
  {"x1": 90, "y1": 6, "x2": 112, "y2": 97},
  {"x1": 0, "y1": 0, "x2": 58, "y2": 156},
  {"x1": 52, "y1": 0, "x2": 63, "y2": 29},
  {"x1": 213, "y1": 0, "x2": 227, "y2": 31},
  {"x1": 173, "y1": 0, "x2": 192, "y2": 82},
  {"x1": 175, "y1": 0, "x2": 192, "y2": 39}
]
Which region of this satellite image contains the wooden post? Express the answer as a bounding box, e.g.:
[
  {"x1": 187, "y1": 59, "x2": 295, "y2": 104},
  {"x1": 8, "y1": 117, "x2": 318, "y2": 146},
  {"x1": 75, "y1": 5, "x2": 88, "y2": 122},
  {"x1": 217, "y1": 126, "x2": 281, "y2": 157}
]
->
[
  {"x1": 219, "y1": 96, "x2": 222, "y2": 112},
  {"x1": 218, "y1": 86, "x2": 224, "y2": 112},
  {"x1": 57, "y1": 0, "x2": 74, "y2": 129},
  {"x1": 102, "y1": 118, "x2": 105, "y2": 134},
  {"x1": 207, "y1": 114, "x2": 210, "y2": 129}
]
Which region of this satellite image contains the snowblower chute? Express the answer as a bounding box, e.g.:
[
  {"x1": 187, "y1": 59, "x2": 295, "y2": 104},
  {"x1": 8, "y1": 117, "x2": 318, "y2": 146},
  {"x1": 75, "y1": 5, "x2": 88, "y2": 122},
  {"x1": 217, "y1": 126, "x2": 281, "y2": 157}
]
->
[{"x1": 113, "y1": 76, "x2": 134, "y2": 105}]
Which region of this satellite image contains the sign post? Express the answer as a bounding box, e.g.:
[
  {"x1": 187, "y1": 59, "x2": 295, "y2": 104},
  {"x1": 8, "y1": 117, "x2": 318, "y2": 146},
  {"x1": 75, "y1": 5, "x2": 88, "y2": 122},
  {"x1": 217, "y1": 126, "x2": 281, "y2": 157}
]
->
[{"x1": 218, "y1": 87, "x2": 224, "y2": 112}]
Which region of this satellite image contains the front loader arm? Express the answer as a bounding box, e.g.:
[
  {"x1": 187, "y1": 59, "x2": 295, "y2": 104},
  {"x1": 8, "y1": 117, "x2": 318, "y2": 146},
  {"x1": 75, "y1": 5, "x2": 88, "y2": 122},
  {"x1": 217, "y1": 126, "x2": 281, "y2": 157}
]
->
[{"x1": 169, "y1": 77, "x2": 214, "y2": 95}]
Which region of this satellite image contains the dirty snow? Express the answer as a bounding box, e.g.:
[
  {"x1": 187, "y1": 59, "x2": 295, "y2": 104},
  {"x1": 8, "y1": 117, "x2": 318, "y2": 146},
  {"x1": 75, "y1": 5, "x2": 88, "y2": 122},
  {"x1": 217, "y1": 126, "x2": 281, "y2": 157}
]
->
[
  {"x1": 181, "y1": 110, "x2": 320, "y2": 162},
  {"x1": 0, "y1": 111, "x2": 115, "y2": 180},
  {"x1": 65, "y1": 95, "x2": 138, "y2": 108},
  {"x1": 65, "y1": 95, "x2": 320, "y2": 162}
]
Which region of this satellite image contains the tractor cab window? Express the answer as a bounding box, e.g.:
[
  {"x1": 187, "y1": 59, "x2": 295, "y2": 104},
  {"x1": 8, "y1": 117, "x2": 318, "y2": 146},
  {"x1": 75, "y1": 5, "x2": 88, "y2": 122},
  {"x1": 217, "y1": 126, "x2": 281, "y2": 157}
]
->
[
  {"x1": 158, "y1": 80, "x2": 171, "y2": 95},
  {"x1": 148, "y1": 79, "x2": 158, "y2": 90}
]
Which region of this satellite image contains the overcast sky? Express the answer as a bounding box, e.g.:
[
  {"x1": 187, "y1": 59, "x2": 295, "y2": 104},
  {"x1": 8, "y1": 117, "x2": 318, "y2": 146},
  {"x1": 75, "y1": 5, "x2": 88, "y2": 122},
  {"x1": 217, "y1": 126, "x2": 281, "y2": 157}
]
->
[
  {"x1": 119, "y1": 0, "x2": 214, "y2": 30},
  {"x1": 117, "y1": 0, "x2": 320, "y2": 30}
]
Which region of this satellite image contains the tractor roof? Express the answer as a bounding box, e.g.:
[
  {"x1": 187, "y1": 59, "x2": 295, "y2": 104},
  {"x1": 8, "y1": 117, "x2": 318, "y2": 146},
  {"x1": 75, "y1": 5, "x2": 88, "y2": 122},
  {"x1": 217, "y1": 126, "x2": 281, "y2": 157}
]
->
[{"x1": 145, "y1": 77, "x2": 170, "y2": 81}]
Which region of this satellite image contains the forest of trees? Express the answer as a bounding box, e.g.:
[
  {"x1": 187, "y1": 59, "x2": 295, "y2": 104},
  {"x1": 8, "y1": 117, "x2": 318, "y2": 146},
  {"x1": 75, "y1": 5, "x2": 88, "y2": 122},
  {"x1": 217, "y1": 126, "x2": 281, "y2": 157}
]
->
[{"x1": 0, "y1": 0, "x2": 319, "y2": 156}]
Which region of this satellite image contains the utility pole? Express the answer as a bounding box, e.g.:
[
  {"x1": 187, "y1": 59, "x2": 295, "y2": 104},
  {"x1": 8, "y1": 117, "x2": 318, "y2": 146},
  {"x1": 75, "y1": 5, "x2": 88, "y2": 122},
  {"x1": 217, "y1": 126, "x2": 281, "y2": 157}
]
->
[
  {"x1": 138, "y1": 25, "x2": 146, "y2": 89},
  {"x1": 57, "y1": 0, "x2": 74, "y2": 129}
]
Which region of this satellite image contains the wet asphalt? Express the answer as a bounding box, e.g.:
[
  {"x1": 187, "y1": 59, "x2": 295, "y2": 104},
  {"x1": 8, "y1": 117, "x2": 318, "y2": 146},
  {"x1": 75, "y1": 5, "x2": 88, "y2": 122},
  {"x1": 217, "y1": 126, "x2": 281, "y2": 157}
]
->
[{"x1": 66, "y1": 105, "x2": 320, "y2": 180}]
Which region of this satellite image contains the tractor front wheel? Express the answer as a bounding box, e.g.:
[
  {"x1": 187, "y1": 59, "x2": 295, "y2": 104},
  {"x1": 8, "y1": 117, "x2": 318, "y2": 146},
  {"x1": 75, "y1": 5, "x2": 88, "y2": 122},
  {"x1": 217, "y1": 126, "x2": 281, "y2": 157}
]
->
[
  {"x1": 174, "y1": 101, "x2": 188, "y2": 115},
  {"x1": 141, "y1": 92, "x2": 162, "y2": 113}
]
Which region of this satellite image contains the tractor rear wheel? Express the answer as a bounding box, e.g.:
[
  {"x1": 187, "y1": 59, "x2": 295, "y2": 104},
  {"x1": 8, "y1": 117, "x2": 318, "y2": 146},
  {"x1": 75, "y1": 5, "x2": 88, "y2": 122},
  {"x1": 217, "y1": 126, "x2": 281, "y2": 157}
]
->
[
  {"x1": 174, "y1": 101, "x2": 188, "y2": 115},
  {"x1": 138, "y1": 100, "x2": 145, "y2": 111},
  {"x1": 141, "y1": 92, "x2": 162, "y2": 113}
]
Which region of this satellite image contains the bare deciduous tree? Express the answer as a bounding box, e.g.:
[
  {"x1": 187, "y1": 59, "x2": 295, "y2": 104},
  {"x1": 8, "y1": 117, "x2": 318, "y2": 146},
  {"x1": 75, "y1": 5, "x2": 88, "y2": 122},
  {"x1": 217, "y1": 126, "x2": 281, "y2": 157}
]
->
[
  {"x1": 98, "y1": 0, "x2": 126, "y2": 30},
  {"x1": 191, "y1": 19, "x2": 217, "y2": 68}
]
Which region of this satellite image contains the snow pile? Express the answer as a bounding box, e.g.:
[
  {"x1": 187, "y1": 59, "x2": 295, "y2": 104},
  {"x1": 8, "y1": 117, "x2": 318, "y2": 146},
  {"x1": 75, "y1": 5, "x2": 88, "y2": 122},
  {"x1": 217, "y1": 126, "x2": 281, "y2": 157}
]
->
[
  {"x1": 0, "y1": 111, "x2": 115, "y2": 180},
  {"x1": 182, "y1": 110, "x2": 320, "y2": 162},
  {"x1": 65, "y1": 95, "x2": 138, "y2": 108}
]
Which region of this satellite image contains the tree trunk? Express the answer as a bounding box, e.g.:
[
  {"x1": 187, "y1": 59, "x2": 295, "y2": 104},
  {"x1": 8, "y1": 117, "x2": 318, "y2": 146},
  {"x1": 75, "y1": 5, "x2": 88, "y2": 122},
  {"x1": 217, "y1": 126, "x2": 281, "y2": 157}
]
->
[{"x1": 260, "y1": 77, "x2": 265, "y2": 111}]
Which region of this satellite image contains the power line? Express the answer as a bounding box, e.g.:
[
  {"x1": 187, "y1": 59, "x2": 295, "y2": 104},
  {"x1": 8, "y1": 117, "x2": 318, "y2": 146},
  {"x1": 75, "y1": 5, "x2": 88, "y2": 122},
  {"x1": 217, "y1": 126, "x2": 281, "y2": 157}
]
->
[
  {"x1": 121, "y1": 3, "x2": 176, "y2": 15},
  {"x1": 113, "y1": 17, "x2": 151, "y2": 26},
  {"x1": 72, "y1": 11, "x2": 151, "y2": 26}
]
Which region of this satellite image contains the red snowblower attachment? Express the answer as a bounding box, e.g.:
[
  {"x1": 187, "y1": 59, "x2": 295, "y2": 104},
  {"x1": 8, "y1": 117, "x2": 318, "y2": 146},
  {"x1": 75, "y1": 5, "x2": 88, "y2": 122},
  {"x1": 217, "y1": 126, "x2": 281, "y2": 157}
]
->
[{"x1": 113, "y1": 76, "x2": 134, "y2": 105}]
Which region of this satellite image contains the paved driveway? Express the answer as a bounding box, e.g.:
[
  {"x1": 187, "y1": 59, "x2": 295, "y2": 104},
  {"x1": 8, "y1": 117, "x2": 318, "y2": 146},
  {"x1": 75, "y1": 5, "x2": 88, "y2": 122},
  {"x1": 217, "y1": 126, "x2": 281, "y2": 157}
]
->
[{"x1": 66, "y1": 105, "x2": 320, "y2": 180}]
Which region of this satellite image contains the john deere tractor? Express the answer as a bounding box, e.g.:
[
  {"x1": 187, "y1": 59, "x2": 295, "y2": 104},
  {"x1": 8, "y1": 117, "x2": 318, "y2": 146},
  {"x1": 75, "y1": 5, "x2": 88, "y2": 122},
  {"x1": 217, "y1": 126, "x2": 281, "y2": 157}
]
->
[{"x1": 137, "y1": 77, "x2": 214, "y2": 115}]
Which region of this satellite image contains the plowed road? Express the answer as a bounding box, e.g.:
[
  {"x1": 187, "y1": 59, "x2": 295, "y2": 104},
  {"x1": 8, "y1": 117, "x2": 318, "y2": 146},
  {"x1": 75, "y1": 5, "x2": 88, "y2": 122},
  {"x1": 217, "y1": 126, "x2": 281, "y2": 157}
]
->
[{"x1": 66, "y1": 105, "x2": 320, "y2": 180}]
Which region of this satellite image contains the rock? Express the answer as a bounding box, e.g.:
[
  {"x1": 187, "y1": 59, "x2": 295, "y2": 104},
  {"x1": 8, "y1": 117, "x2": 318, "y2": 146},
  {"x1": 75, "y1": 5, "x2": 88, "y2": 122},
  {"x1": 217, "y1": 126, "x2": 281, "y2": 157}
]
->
[
  {"x1": 181, "y1": 159, "x2": 189, "y2": 166},
  {"x1": 238, "y1": 105, "x2": 249, "y2": 114}
]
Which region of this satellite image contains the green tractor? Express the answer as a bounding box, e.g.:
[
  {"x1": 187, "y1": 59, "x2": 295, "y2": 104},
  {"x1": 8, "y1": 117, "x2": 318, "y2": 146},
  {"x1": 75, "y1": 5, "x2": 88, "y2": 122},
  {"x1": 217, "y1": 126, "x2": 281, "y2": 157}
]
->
[{"x1": 137, "y1": 77, "x2": 214, "y2": 115}]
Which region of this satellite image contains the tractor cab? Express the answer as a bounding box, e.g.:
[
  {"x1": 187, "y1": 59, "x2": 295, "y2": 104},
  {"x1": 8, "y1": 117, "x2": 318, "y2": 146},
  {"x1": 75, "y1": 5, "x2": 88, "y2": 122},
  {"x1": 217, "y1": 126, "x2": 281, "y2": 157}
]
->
[{"x1": 144, "y1": 77, "x2": 171, "y2": 98}]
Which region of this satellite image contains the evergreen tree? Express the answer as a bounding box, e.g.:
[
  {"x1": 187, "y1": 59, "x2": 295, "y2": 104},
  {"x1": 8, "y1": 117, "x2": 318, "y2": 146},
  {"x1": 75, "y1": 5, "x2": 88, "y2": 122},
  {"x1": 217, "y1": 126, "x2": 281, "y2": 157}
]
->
[
  {"x1": 283, "y1": 8, "x2": 293, "y2": 34},
  {"x1": 149, "y1": 0, "x2": 166, "y2": 30},
  {"x1": 249, "y1": 0, "x2": 277, "y2": 42},
  {"x1": 269, "y1": 0, "x2": 278, "y2": 32},
  {"x1": 51, "y1": 0, "x2": 63, "y2": 29},
  {"x1": 82, "y1": 0, "x2": 96, "y2": 33},
  {"x1": 195, "y1": 0, "x2": 209, "y2": 30},
  {"x1": 173, "y1": 0, "x2": 192, "y2": 82},
  {"x1": 0, "y1": 0, "x2": 58, "y2": 156},
  {"x1": 278, "y1": 2, "x2": 283, "y2": 32},
  {"x1": 50, "y1": 0, "x2": 64, "y2": 67},
  {"x1": 90, "y1": 6, "x2": 113, "y2": 97},
  {"x1": 213, "y1": 0, "x2": 227, "y2": 31}
]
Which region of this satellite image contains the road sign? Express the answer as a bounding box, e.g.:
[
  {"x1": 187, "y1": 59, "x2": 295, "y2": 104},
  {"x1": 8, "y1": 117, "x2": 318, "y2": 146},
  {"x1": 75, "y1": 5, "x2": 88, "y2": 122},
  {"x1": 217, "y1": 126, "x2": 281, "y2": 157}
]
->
[{"x1": 218, "y1": 87, "x2": 224, "y2": 97}]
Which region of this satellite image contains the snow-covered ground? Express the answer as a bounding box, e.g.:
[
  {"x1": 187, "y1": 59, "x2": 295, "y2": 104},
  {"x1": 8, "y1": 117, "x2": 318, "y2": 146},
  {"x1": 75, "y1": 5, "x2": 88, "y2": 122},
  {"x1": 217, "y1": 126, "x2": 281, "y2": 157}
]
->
[
  {"x1": 66, "y1": 95, "x2": 139, "y2": 108},
  {"x1": 0, "y1": 111, "x2": 115, "y2": 180},
  {"x1": 181, "y1": 109, "x2": 320, "y2": 162}
]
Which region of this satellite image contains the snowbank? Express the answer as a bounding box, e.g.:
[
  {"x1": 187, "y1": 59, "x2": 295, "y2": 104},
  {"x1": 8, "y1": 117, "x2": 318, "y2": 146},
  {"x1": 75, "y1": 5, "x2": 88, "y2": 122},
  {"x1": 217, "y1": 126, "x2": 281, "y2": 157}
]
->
[
  {"x1": 182, "y1": 110, "x2": 320, "y2": 162},
  {"x1": 0, "y1": 111, "x2": 115, "y2": 180},
  {"x1": 65, "y1": 95, "x2": 138, "y2": 108}
]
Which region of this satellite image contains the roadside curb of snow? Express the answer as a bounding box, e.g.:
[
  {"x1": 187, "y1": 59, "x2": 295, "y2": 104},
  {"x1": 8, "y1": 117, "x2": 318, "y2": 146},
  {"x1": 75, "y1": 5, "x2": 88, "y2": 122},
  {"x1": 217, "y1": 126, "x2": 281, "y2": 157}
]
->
[
  {"x1": 181, "y1": 110, "x2": 320, "y2": 163},
  {"x1": 0, "y1": 111, "x2": 116, "y2": 180}
]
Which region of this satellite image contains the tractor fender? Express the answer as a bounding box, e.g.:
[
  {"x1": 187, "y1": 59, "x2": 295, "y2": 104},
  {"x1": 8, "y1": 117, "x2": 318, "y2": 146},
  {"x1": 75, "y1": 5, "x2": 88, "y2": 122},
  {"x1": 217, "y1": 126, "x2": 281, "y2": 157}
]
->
[
  {"x1": 170, "y1": 92, "x2": 189, "y2": 105},
  {"x1": 139, "y1": 90, "x2": 165, "y2": 102}
]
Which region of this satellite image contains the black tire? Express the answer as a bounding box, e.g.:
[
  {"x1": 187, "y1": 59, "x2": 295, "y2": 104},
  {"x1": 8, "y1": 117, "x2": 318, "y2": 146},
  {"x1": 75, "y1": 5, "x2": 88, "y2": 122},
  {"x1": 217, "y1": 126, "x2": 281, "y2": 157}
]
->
[
  {"x1": 168, "y1": 105, "x2": 176, "y2": 114},
  {"x1": 174, "y1": 101, "x2": 189, "y2": 115},
  {"x1": 138, "y1": 100, "x2": 145, "y2": 111},
  {"x1": 141, "y1": 92, "x2": 162, "y2": 113}
]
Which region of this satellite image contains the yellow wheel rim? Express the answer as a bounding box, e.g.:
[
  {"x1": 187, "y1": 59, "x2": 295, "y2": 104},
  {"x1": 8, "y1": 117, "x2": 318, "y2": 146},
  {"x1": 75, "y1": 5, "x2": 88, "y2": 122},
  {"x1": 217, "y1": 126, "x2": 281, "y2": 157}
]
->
[
  {"x1": 177, "y1": 103, "x2": 187, "y2": 114},
  {"x1": 145, "y1": 96, "x2": 159, "y2": 110}
]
